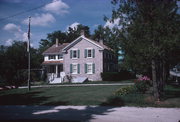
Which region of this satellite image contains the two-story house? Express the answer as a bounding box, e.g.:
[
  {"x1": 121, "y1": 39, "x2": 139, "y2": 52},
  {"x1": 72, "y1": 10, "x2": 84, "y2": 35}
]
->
[{"x1": 42, "y1": 32, "x2": 118, "y2": 84}]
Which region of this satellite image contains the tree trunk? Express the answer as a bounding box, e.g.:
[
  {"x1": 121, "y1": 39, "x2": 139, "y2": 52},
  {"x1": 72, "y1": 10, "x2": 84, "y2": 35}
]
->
[
  {"x1": 152, "y1": 59, "x2": 160, "y2": 100},
  {"x1": 152, "y1": 58, "x2": 167, "y2": 100}
]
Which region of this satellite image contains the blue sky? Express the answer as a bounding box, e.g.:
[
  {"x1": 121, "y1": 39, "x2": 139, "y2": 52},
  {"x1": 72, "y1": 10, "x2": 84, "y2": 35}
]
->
[{"x1": 0, "y1": 0, "x2": 113, "y2": 48}]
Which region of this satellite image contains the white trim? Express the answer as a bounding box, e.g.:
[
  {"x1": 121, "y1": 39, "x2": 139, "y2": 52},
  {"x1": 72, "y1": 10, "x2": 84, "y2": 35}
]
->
[{"x1": 62, "y1": 35, "x2": 103, "y2": 52}]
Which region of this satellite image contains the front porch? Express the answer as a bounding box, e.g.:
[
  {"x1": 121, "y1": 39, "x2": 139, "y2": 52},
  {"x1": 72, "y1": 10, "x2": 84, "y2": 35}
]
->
[{"x1": 43, "y1": 64, "x2": 65, "y2": 84}]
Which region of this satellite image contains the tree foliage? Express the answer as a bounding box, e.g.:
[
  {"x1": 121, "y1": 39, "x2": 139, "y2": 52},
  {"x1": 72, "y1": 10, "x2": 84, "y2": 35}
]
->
[
  {"x1": 110, "y1": 0, "x2": 180, "y2": 99},
  {"x1": 0, "y1": 41, "x2": 42, "y2": 86}
]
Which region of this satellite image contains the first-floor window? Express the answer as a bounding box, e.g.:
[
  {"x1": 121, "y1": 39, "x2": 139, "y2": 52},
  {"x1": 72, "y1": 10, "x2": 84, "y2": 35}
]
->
[
  {"x1": 85, "y1": 63, "x2": 95, "y2": 74},
  {"x1": 72, "y1": 64, "x2": 77, "y2": 74},
  {"x1": 70, "y1": 64, "x2": 80, "y2": 74},
  {"x1": 87, "y1": 63, "x2": 93, "y2": 74}
]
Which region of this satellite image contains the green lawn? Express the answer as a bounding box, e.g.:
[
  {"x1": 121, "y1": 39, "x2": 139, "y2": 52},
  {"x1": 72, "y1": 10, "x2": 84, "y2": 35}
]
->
[
  {"x1": 0, "y1": 84, "x2": 180, "y2": 107},
  {"x1": 0, "y1": 85, "x2": 120, "y2": 105}
]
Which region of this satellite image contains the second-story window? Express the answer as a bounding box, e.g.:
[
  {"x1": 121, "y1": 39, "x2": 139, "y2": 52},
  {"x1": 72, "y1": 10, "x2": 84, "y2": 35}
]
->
[
  {"x1": 87, "y1": 49, "x2": 92, "y2": 58},
  {"x1": 48, "y1": 55, "x2": 56, "y2": 60},
  {"x1": 72, "y1": 50, "x2": 77, "y2": 58},
  {"x1": 85, "y1": 48, "x2": 95, "y2": 58},
  {"x1": 70, "y1": 49, "x2": 80, "y2": 59},
  {"x1": 58, "y1": 54, "x2": 63, "y2": 59}
]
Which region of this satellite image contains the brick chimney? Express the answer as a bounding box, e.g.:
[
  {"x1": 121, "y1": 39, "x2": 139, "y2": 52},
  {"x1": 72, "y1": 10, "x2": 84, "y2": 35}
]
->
[
  {"x1": 80, "y1": 30, "x2": 85, "y2": 36},
  {"x1": 99, "y1": 39, "x2": 103, "y2": 45},
  {"x1": 56, "y1": 38, "x2": 59, "y2": 47}
]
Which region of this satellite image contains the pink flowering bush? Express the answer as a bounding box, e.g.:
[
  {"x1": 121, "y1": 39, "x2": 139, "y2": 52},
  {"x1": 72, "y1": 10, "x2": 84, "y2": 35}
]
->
[{"x1": 134, "y1": 76, "x2": 151, "y2": 93}]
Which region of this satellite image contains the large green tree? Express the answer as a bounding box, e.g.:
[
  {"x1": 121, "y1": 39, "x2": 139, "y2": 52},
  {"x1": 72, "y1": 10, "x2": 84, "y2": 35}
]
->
[
  {"x1": 111, "y1": 0, "x2": 180, "y2": 100},
  {"x1": 0, "y1": 41, "x2": 42, "y2": 86}
]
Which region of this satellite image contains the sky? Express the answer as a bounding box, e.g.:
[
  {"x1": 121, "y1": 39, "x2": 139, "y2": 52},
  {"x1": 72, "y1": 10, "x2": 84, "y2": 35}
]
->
[{"x1": 0, "y1": 0, "x2": 114, "y2": 48}]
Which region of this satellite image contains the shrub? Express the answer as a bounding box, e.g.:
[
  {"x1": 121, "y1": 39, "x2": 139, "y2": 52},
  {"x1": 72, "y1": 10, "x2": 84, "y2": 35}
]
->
[
  {"x1": 115, "y1": 86, "x2": 135, "y2": 96},
  {"x1": 134, "y1": 76, "x2": 151, "y2": 93},
  {"x1": 101, "y1": 70, "x2": 135, "y2": 81}
]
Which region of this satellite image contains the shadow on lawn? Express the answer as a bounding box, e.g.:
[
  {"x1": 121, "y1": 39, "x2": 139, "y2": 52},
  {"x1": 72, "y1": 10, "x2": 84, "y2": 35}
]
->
[
  {"x1": 0, "y1": 91, "x2": 50, "y2": 105},
  {"x1": 0, "y1": 106, "x2": 116, "y2": 122}
]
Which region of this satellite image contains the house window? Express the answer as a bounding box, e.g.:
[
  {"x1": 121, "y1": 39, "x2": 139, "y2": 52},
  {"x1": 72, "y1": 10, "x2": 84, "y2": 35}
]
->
[
  {"x1": 85, "y1": 49, "x2": 95, "y2": 58},
  {"x1": 87, "y1": 63, "x2": 93, "y2": 74},
  {"x1": 70, "y1": 49, "x2": 80, "y2": 59},
  {"x1": 49, "y1": 55, "x2": 56, "y2": 60},
  {"x1": 70, "y1": 64, "x2": 80, "y2": 74},
  {"x1": 73, "y1": 50, "x2": 77, "y2": 58},
  {"x1": 85, "y1": 63, "x2": 95, "y2": 74},
  {"x1": 72, "y1": 64, "x2": 78, "y2": 74},
  {"x1": 87, "y1": 49, "x2": 92, "y2": 58},
  {"x1": 58, "y1": 54, "x2": 63, "y2": 59}
]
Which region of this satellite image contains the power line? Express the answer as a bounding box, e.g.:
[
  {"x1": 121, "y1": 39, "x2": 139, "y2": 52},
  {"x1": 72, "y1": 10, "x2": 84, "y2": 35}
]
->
[{"x1": 0, "y1": 0, "x2": 57, "y2": 22}]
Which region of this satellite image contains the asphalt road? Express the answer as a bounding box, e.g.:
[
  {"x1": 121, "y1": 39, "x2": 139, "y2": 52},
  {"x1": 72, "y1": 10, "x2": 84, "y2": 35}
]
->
[{"x1": 0, "y1": 106, "x2": 179, "y2": 122}]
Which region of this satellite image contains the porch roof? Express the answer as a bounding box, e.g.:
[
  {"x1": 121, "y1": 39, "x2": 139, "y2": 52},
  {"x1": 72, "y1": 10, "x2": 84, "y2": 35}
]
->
[{"x1": 42, "y1": 61, "x2": 63, "y2": 65}]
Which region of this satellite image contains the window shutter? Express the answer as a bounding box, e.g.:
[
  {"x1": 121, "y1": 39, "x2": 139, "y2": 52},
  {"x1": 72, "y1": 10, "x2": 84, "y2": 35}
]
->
[
  {"x1": 84, "y1": 49, "x2": 87, "y2": 58},
  {"x1": 93, "y1": 63, "x2": 95, "y2": 73},
  {"x1": 93, "y1": 49, "x2": 95, "y2": 58},
  {"x1": 78, "y1": 64, "x2": 80, "y2": 74},
  {"x1": 78, "y1": 50, "x2": 80, "y2": 58},
  {"x1": 70, "y1": 64, "x2": 72, "y2": 73},
  {"x1": 70, "y1": 50, "x2": 72, "y2": 59},
  {"x1": 85, "y1": 64, "x2": 87, "y2": 73}
]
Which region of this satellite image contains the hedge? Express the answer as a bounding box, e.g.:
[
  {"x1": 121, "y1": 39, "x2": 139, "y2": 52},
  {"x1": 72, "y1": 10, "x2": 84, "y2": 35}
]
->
[{"x1": 101, "y1": 70, "x2": 135, "y2": 81}]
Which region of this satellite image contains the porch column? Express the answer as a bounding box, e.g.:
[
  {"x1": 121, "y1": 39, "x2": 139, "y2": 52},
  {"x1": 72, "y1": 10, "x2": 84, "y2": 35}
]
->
[{"x1": 56, "y1": 65, "x2": 58, "y2": 77}]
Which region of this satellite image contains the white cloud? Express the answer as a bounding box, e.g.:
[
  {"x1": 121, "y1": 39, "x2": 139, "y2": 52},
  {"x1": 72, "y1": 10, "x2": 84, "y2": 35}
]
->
[
  {"x1": 44, "y1": 0, "x2": 69, "y2": 15},
  {"x1": 22, "y1": 32, "x2": 28, "y2": 41},
  {"x1": 5, "y1": 39, "x2": 13, "y2": 46},
  {"x1": 104, "y1": 18, "x2": 120, "y2": 29},
  {"x1": 22, "y1": 13, "x2": 55, "y2": 26},
  {"x1": 3, "y1": 23, "x2": 33, "y2": 46},
  {"x1": 3, "y1": 23, "x2": 21, "y2": 32},
  {"x1": 66, "y1": 22, "x2": 80, "y2": 31}
]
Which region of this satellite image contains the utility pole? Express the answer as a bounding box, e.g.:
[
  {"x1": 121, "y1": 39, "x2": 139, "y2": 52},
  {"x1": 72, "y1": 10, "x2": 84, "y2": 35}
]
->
[{"x1": 27, "y1": 16, "x2": 31, "y2": 91}]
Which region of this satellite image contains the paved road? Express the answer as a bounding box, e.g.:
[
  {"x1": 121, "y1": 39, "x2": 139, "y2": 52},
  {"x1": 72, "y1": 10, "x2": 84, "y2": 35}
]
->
[
  {"x1": 19, "y1": 83, "x2": 134, "y2": 89},
  {"x1": 0, "y1": 105, "x2": 179, "y2": 122}
]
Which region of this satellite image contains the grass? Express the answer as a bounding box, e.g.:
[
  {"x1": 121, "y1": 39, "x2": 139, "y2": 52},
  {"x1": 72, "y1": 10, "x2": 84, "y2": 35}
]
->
[
  {"x1": 0, "y1": 85, "x2": 120, "y2": 105},
  {"x1": 30, "y1": 80, "x2": 134, "y2": 86},
  {"x1": 0, "y1": 84, "x2": 180, "y2": 107}
]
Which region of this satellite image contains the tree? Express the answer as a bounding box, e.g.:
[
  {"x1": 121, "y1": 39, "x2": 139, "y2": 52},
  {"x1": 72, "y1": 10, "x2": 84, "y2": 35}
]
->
[
  {"x1": 0, "y1": 41, "x2": 43, "y2": 86},
  {"x1": 66, "y1": 24, "x2": 91, "y2": 42},
  {"x1": 111, "y1": 0, "x2": 180, "y2": 100},
  {"x1": 92, "y1": 25, "x2": 121, "y2": 55}
]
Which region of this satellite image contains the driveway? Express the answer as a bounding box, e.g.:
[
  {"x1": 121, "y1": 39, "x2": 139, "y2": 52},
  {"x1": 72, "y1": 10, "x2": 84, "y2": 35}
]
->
[{"x1": 0, "y1": 105, "x2": 179, "y2": 122}]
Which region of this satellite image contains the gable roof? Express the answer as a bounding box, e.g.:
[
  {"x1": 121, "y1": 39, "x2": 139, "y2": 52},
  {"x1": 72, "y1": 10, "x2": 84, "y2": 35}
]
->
[
  {"x1": 63, "y1": 35, "x2": 113, "y2": 52},
  {"x1": 43, "y1": 43, "x2": 69, "y2": 55}
]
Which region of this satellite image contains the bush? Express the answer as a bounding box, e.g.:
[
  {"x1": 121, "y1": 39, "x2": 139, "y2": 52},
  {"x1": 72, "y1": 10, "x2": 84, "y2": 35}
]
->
[
  {"x1": 134, "y1": 76, "x2": 151, "y2": 93},
  {"x1": 101, "y1": 70, "x2": 135, "y2": 81},
  {"x1": 114, "y1": 86, "x2": 135, "y2": 96}
]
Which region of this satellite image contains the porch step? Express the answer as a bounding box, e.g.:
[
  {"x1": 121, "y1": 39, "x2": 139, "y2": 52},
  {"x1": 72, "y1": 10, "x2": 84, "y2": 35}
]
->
[{"x1": 49, "y1": 78, "x2": 62, "y2": 84}]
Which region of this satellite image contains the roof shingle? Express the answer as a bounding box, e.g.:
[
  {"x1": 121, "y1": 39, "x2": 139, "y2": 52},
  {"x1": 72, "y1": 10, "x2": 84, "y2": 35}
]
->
[{"x1": 43, "y1": 43, "x2": 69, "y2": 55}]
